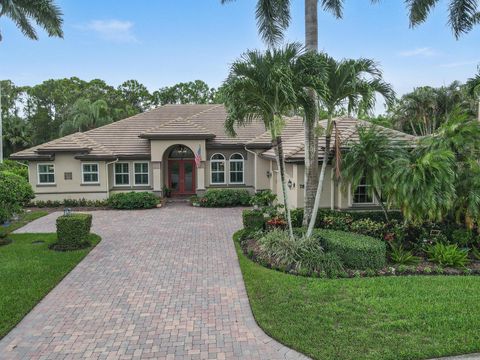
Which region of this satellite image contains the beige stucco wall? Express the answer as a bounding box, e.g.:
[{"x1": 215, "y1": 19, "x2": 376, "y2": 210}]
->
[{"x1": 29, "y1": 154, "x2": 108, "y2": 201}]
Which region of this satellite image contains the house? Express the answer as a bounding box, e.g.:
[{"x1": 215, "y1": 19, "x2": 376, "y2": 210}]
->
[{"x1": 10, "y1": 104, "x2": 416, "y2": 209}]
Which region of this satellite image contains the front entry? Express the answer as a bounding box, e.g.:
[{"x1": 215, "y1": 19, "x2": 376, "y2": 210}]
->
[{"x1": 168, "y1": 159, "x2": 196, "y2": 196}]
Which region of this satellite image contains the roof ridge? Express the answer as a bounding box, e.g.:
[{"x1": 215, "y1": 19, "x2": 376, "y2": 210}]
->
[{"x1": 75, "y1": 132, "x2": 115, "y2": 155}]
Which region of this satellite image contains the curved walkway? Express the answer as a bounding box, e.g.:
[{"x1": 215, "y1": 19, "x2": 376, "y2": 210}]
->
[{"x1": 0, "y1": 205, "x2": 308, "y2": 360}]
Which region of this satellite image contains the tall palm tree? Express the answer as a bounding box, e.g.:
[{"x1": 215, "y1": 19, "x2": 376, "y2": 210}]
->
[
  {"x1": 3, "y1": 115, "x2": 30, "y2": 155},
  {"x1": 222, "y1": 44, "x2": 306, "y2": 239},
  {"x1": 0, "y1": 0, "x2": 63, "y2": 41},
  {"x1": 61, "y1": 99, "x2": 111, "y2": 135},
  {"x1": 341, "y1": 125, "x2": 398, "y2": 221},
  {"x1": 306, "y1": 54, "x2": 395, "y2": 237},
  {"x1": 407, "y1": 0, "x2": 480, "y2": 38},
  {"x1": 466, "y1": 66, "x2": 480, "y2": 121},
  {"x1": 221, "y1": 0, "x2": 349, "y2": 227}
]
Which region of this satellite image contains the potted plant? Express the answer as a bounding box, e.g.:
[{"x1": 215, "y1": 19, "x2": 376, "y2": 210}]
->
[{"x1": 163, "y1": 185, "x2": 172, "y2": 198}]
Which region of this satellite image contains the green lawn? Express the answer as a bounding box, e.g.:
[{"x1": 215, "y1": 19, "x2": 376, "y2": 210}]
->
[
  {"x1": 0, "y1": 233, "x2": 101, "y2": 339},
  {"x1": 1, "y1": 210, "x2": 49, "y2": 234},
  {"x1": 234, "y1": 231, "x2": 480, "y2": 360}
]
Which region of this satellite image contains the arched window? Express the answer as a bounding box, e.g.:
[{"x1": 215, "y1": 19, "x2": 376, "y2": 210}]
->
[
  {"x1": 168, "y1": 145, "x2": 194, "y2": 159},
  {"x1": 210, "y1": 153, "x2": 225, "y2": 184},
  {"x1": 229, "y1": 153, "x2": 244, "y2": 184}
]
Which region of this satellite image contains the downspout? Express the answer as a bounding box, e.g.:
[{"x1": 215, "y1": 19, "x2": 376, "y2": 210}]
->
[
  {"x1": 105, "y1": 158, "x2": 119, "y2": 197},
  {"x1": 244, "y1": 146, "x2": 257, "y2": 192}
]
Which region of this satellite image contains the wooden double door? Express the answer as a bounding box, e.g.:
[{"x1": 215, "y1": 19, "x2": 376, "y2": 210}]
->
[{"x1": 168, "y1": 160, "x2": 196, "y2": 195}]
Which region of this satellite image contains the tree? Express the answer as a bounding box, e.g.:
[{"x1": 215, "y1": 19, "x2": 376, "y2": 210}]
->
[
  {"x1": 221, "y1": 0, "x2": 353, "y2": 227},
  {"x1": 0, "y1": 0, "x2": 63, "y2": 41},
  {"x1": 222, "y1": 44, "x2": 307, "y2": 239},
  {"x1": 466, "y1": 66, "x2": 480, "y2": 121},
  {"x1": 118, "y1": 80, "x2": 152, "y2": 112},
  {"x1": 406, "y1": 0, "x2": 480, "y2": 38},
  {"x1": 3, "y1": 116, "x2": 30, "y2": 155},
  {"x1": 341, "y1": 125, "x2": 398, "y2": 221},
  {"x1": 61, "y1": 99, "x2": 111, "y2": 135},
  {"x1": 306, "y1": 54, "x2": 395, "y2": 237},
  {"x1": 152, "y1": 80, "x2": 217, "y2": 105}
]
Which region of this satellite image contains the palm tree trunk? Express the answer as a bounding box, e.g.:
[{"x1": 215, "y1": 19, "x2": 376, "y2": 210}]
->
[
  {"x1": 373, "y1": 187, "x2": 389, "y2": 222},
  {"x1": 273, "y1": 136, "x2": 294, "y2": 239},
  {"x1": 477, "y1": 99, "x2": 480, "y2": 122},
  {"x1": 306, "y1": 128, "x2": 332, "y2": 237},
  {"x1": 302, "y1": 0, "x2": 319, "y2": 226}
]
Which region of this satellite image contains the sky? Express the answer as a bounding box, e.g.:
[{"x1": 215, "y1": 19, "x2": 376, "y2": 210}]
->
[{"x1": 0, "y1": 0, "x2": 479, "y2": 114}]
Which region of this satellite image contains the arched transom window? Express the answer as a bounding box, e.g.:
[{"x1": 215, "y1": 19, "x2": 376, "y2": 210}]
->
[
  {"x1": 210, "y1": 153, "x2": 225, "y2": 184},
  {"x1": 229, "y1": 153, "x2": 244, "y2": 184}
]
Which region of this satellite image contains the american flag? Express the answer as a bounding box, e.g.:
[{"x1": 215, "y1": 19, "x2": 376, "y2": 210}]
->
[{"x1": 195, "y1": 145, "x2": 202, "y2": 168}]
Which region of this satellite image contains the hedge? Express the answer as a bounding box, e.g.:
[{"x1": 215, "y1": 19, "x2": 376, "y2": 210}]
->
[
  {"x1": 107, "y1": 192, "x2": 158, "y2": 209},
  {"x1": 0, "y1": 171, "x2": 35, "y2": 224},
  {"x1": 315, "y1": 229, "x2": 386, "y2": 270},
  {"x1": 242, "y1": 209, "x2": 265, "y2": 231},
  {"x1": 54, "y1": 213, "x2": 92, "y2": 250},
  {"x1": 200, "y1": 189, "x2": 251, "y2": 207}
]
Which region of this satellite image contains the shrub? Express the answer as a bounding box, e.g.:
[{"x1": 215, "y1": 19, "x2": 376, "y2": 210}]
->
[
  {"x1": 389, "y1": 243, "x2": 421, "y2": 265},
  {"x1": 31, "y1": 199, "x2": 108, "y2": 208},
  {"x1": 427, "y1": 243, "x2": 470, "y2": 268},
  {"x1": 107, "y1": 192, "x2": 158, "y2": 209},
  {"x1": 0, "y1": 160, "x2": 28, "y2": 180},
  {"x1": 0, "y1": 229, "x2": 12, "y2": 246},
  {"x1": 199, "y1": 189, "x2": 251, "y2": 207},
  {"x1": 320, "y1": 213, "x2": 353, "y2": 231},
  {"x1": 451, "y1": 228, "x2": 474, "y2": 247},
  {"x1": 0, "y1": 171, "x2": 35, "y2": 224},
  {"x1": 349, "y1": 218, "x2": 385, "y2": 239},
  {"x1": 53, "y1": 213, "x2": 92, "y2": 250},
  {"x1": 315, "y1": 229, "x2": 386, "y2": 270},
  {"x1": 250, "y1": 190, "x2": 276, "y2": 207},
  {"x1": 290, "y1": 208, "x2": 304, "y2": 227},
  {"x1": 296, "y1": 249, "x2": 344, "y2": 277},
  {"x1": 242, "y1": 209, "x2": 265, "y2": 231}
]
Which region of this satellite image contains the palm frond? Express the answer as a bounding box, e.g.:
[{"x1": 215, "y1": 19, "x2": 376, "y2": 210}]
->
[{"x1": 255, "y1": 0, "x2": 291, "y2": 46}]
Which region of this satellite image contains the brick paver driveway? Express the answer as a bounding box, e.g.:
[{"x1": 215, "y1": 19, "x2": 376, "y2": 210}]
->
[{"x1": 0, "y1": 204, "x2": 308, "y2": 360}]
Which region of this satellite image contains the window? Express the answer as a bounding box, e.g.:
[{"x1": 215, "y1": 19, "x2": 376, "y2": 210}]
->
[
  {"x1": 353, "y1": 176, "x2": 373, "y2": 204},
  {"x1": 82, "y1": 163, "x2": 99, "y2": 184},
  {"x1": 229, "y1": 153, "x2": 244, "y2": 184},
  {"x1": 210, "y1": 153, "x2": 225, "y2": 184},
  {"x1": 37, "y1": 164, "x2": 55, "y2": 184},
  {"x1": 114, "y1": 163, "x2": 130, "y2": 186},
  {"x1": 134, "y1": 162, "x2": 149, "y2": 185}
]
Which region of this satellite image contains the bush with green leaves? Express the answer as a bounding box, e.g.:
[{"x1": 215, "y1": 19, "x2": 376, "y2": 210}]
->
[
  {"x1": 250, "y1": 190, "x2": 276, "y2": 207},
  {"x1": 0, "y1": 171, "x2": 35, "y2": 224},
  {"x1": 315, "y1": 229, "x2": 386, "y2": 270},
  {"x1": 450, "y1": 228, "x2": 474, "y2": 247},
  {"x1": 242, "y1": 209, "x2": 265, "y2": 231},
  {"x1": 0, "y1": 160, "x2": 28, "y2": 180},
  {"x1": 427, "y1": 243, "x2": 470, "y2": 268},
  {"x1": 31, "y1": 198, "x2": 108, "y2": 208},
  {"x1": 107, "y1": 192, "x2": 158, "y2": 209},
  {"x1": 257, "y1": 229, "x2": 344, "y2": 276},
  {"x1": 199, "y1": 189, "x2": 251, "y2": 207},
  {"x1": 349, "y1": 218, "x2": 385, "y2": 239},
  {"x1": 389, "y1": 243, "x2": 421, "y2": 265},
  {"x1": 53, "y1": 213, "x2": 92, "y2": 251}
]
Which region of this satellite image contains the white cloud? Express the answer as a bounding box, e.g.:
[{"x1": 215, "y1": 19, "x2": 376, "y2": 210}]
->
[
  {"x1": 438, "y1": 60, "x2": 479, "y2": 68},
  {"x1": 82, "y1": 20, "x2": 138, "y2": 43},
  {"x1": 399, "y1": 47, "x2": 437, "y2": 57}
]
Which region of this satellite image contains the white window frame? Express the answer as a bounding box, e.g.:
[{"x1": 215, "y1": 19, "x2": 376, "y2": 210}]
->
[
  {"x1": 352, "y1": 177, "x2": 375, "y2": 205},
  {"x1": 210, "y1": 153, "x2": 226, "y2": 185},
  {"x1": 37, "y1": 163, "x2": 55, "y2": 185},
  {"x1": 81, "y1": 162, "x2": 100, "y2": 184},
  {"x1": 114, "y1": 162, "x2": 130, "y2": 187},
  {"x1": 229, "y1": 153, "x2": 245, "y2": 184},
  {"x1": 133, "y1": 162, "x2": 150, "y2": 186}
]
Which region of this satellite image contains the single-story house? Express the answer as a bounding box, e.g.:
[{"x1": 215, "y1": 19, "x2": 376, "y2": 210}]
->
[{"x1": 10, "y1": 104, "x2": 416, "y2": 209}]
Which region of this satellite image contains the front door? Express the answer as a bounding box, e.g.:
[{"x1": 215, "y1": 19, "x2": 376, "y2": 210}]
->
[{"x1": 168, "y1": 160, "x2": 195, "y2": 195}]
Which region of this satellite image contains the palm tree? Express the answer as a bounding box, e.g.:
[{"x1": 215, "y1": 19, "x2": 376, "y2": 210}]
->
[
  {"x1": 3, "y1": 116, "x2": 30, "y2": 155},
  {"x1": 306, "y1": 54, "x2": 395, "y2": 237},
  {"x1": 341, "y1": 125, "x2": 398, "y2": 221},
  {"x1": 0, "y1": 0, "x2": 63, "y2": 41},
  {"x1": 61, "y1": 99, "x2": 111, "y2": 135},
  {"x1": 222, "y1": 44, "x2": 306, "y2": 239},
  {"x1": 407, "y1": 0, "x2": 480, "y2": 38},
  {"x1": 388, "y1": 144, "x2": 456, "y2": 224},
  {"x1": 466, "y1": 66, "x2": 480, "y2": 121}
]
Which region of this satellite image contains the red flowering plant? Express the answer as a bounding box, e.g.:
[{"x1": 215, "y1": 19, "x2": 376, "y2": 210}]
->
[{"x1": 266, "y1": 216, "x2": 287, "y2": 230}]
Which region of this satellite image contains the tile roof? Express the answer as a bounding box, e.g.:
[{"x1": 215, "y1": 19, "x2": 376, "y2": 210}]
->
[
  {"x1": 10, "y1": 106, "x2": 416, "y2": 162},
  {"x1": 260, "y1": 117, "x2": 417, "y2": 161}
]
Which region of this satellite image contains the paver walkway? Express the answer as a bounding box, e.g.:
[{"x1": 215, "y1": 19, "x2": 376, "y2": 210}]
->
[{"x1": 0, "y1": 205, "x2": 308, "y2": 360}]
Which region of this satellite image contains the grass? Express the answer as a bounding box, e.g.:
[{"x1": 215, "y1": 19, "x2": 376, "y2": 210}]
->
[
  {"x1": 1, "y1": 210, "x2": 49, "y2": 234},
  {"x1": 0, "y1": 233, "x2": 101, "y2": 339},
  {"x1": 234, "y1": 230, "x2": 480, "y2": 360}
]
